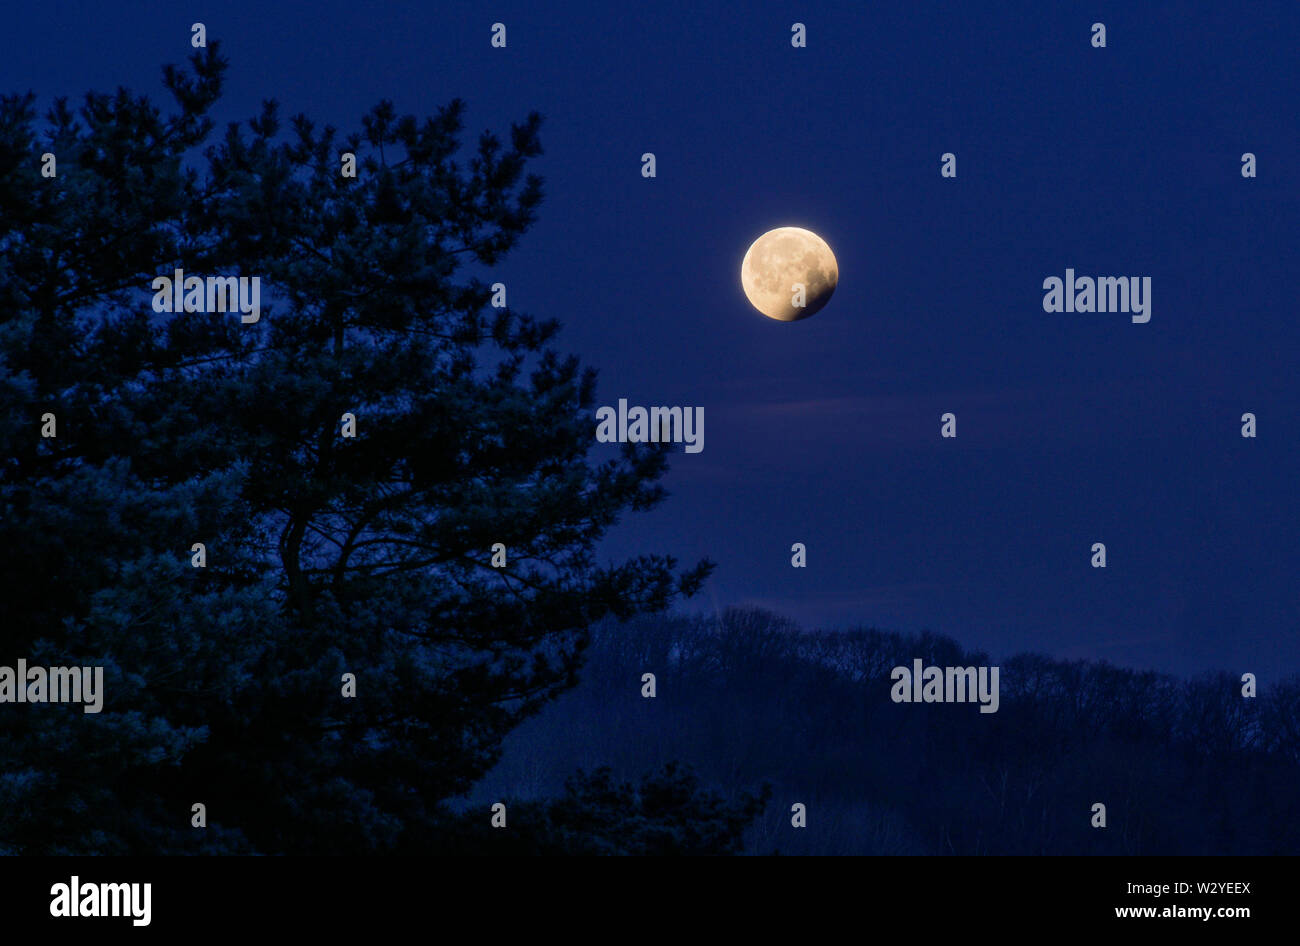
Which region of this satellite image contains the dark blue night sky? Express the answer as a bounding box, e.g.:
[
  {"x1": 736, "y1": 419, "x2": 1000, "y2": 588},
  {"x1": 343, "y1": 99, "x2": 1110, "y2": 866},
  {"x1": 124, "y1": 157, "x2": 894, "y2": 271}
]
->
[{"x1": 5, "y1": 0, "x2": 1296, "y2": 678}]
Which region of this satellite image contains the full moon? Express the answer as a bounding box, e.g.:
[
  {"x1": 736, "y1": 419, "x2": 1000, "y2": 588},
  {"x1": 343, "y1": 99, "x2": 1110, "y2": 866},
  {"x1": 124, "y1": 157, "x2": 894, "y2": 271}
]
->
[{"x1": 740, "y1": 226, "x2": 839, "y2": 322}]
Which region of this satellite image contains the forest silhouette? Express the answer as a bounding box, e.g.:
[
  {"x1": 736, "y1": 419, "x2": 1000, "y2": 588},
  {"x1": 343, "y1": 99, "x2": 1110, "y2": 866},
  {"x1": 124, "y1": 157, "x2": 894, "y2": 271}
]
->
[{"x1": 472, "y1": 608, "x2": 1300, "y2": 855}]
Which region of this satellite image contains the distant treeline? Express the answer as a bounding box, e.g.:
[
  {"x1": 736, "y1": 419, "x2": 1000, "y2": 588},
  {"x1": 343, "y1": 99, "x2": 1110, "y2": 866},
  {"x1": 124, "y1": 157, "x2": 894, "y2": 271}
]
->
[{"x1": 469, "y1": 607, "x2": 1300, "y2": 855}]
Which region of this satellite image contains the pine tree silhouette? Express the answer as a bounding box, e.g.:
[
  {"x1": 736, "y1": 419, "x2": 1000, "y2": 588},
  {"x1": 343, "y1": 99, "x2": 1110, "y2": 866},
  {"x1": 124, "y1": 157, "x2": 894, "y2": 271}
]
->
[{"x1": 0, "y1": 45, "x2": 728, "y2": 854}]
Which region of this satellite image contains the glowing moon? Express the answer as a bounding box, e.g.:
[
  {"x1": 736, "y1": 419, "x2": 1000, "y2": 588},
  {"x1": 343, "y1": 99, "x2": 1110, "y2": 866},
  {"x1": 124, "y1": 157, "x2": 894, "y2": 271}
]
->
[{"x1": 740, "y1": 227, "x2": 838, "y2": 322}]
